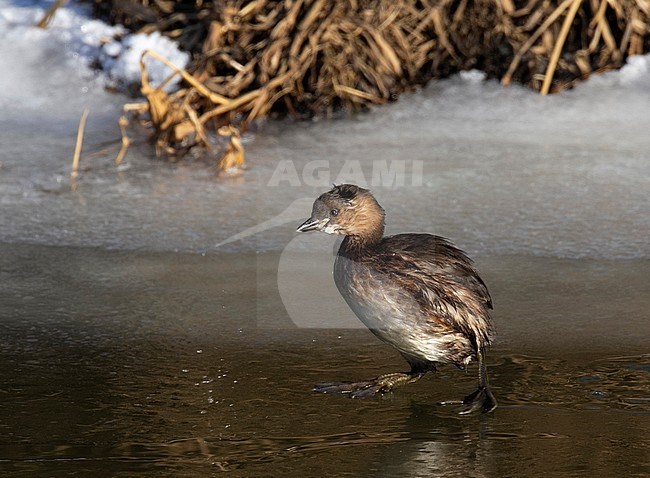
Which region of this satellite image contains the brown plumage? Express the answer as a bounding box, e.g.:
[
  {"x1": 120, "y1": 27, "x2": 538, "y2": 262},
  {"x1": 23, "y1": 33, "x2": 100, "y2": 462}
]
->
[{"x1": 297, "y1": 184, "x2": 497, "y2": 414}]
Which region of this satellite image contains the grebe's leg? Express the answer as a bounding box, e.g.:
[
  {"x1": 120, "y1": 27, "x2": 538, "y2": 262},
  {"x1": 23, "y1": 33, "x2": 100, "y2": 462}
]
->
[{"x1": 440, "y1": 349, "x2": 497, "y2": 414}]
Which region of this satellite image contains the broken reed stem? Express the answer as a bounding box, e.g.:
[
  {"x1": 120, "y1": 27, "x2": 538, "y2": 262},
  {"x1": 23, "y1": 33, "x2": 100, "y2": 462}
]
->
[
  {"x1": 541, "y1": 0, "x2": 584, "y2": 95},
  {"x1": 115, "y1": 115, "x2": 129, "y2": 166},
  {"x1": 141, "y1": 50, "x2": 231, "y2": 106},
  {"x1": 36, "y1": 0, "x2": 68, "y2": 28},
  {"x1": 198, "y1": 73, "x2": 291, "y2": 125},
  {"x1": 70, "y1": 108, "x2": 89, "y2": 190}
]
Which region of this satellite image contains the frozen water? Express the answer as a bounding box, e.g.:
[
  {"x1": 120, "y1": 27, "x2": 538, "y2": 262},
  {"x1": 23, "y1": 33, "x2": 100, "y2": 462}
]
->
[{"x1": 0, "y1": 0, "x2": 648, "y2": 259}]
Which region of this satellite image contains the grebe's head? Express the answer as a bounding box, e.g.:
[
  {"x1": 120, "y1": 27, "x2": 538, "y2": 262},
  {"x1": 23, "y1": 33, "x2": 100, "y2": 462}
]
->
[{"x1": 296, "y1": 184, "x2": 385, "y2": 242}]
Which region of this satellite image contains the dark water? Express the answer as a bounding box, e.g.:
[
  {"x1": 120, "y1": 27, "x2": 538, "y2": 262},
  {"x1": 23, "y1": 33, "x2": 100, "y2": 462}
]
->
[{"x1": 1, "y1": 243, "x2": 649, "y2": 477}]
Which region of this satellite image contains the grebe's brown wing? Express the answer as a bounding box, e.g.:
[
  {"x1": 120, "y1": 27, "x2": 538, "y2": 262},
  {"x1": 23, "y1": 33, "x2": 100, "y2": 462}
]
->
[
  {"x1": 380, "y1": 234, "x2": 492, "y2": 308},
  {"x1": 372, "y1": 234, "x2": 495, "y2": 347}
]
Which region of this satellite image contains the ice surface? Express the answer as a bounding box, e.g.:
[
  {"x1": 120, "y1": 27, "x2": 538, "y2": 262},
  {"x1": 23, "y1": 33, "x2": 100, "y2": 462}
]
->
[{"x1": 0, "y1": 1, "x2": 648, "y2": 258}]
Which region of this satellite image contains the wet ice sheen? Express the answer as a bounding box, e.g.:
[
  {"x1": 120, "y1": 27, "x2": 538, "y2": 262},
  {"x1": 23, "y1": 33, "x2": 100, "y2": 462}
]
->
[{"x1": 0, "y1": 245, "x2": 648, "y2": 477}]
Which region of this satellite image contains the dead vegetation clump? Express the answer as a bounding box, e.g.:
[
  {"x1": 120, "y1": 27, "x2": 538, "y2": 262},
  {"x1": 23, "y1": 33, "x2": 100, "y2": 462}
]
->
[{"x1": 86, "y1": 0, "x2": 649, "y2": 170}]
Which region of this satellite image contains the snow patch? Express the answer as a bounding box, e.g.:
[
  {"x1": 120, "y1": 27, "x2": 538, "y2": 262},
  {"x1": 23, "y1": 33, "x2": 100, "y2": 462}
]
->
[
  {"x1": 0, "y1": 0, "x2": 188, "y2": 94},
  {"x1": 100, "y1": 31, "x2": 190, "y2": 91}
]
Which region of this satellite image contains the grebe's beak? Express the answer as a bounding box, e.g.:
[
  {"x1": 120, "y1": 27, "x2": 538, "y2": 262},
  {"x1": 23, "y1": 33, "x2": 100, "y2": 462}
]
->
[{"x1": 296, "y1": 217, "x2": 323, "y2": 232}]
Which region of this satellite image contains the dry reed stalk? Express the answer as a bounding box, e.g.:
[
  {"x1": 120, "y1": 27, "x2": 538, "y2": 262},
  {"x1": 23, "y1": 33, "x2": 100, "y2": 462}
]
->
[
  {"x1": 541, "y1": 0, "x2": 584, "y2": 95},
  {"x1": 70, "y1": 108, "x2": 89, "y2": 191},
  {"x1": 36, "y1": 0, "x2": 68, "y2": 28}
]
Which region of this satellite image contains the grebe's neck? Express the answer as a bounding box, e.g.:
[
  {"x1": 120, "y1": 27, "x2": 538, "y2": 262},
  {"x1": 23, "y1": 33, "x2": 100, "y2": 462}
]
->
[
  {"x1": 340, "y1": 201, "x2": 385, "y2": 256},
  {"x1": 343, "y1": 193, "x2": 385, "y2": 250}
]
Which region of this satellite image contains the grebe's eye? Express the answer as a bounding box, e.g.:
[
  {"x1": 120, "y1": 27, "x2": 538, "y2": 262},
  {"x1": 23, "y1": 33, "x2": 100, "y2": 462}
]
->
[{"x1": 330, "y1": 209, "x2": 339, "y2": 217}]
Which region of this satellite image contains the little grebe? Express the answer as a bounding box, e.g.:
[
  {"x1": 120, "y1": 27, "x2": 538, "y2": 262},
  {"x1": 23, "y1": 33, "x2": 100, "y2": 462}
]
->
[{"x1": 297, "y1": 184, "x2": 497, "y2": 414}]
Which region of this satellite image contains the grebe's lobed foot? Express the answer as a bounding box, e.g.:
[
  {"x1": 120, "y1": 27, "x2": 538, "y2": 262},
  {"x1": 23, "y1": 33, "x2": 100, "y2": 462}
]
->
[
  {"x1": 313, "y1": 380, "x2": 382, "y2": 398},
  {"x1": 314, "y1": 372, "x2": 424, "y2": 399},
  {"x1": 439, "y1": 387, "x2": 497, "y2": 414}
]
